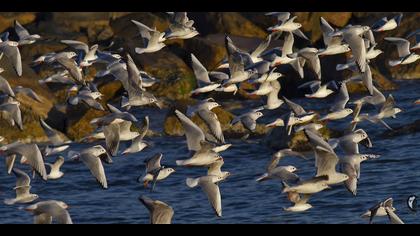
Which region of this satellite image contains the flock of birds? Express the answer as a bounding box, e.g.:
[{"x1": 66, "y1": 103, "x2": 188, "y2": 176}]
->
[{"x1": 0, "y1": 12, "x2": 419, "y2": 224}]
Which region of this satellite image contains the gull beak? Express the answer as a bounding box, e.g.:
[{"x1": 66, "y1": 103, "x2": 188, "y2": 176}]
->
[
  {"x1": 350, "y1": 119, "x2": 358, "y2": 124},
  {"x1": 266, "y1": 123, "x2": 275, "y2": 128},
  {"x1": 154, "y1": 101, "x2": 162, "y2": 109}
]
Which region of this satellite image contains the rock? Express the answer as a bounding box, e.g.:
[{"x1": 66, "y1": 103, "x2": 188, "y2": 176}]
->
[
  {"x1": 110, "y1": 13, "x2": 196, "y2": 100},
  {"x1": 64, "y1": 78, "x2": 125, "y2": 141},
  {"x1": 347, "y1": 66, "x2": 399, "y2": 93},
  {"x1": 0, "y1": 12, "x2": 36, "y2": 33},
  {"x1": 131, "y1": 49, "x2": 196, "y2": 100},
  {"x1": 65, "y1": 105, "x2": 108, "y2": 141},
  {"x1": 183, "y1": 36, "x2": 226, "y2": 70},
  {"x1": 0, "y1": 58, "x2": 55, "y2": 143},
  {"x1": 188, "y1": 12, "x2": 267, "y2": 39},
  {"x1": 0, "y1": 107, "x2": 48, "y2": 144},
  {"x1": 352, "y1": 12, "x2": 420, "y2": 80},
  {"x1": 294, "y1": 12, "x2": 352, "y2": 44},
  {"x1": 263, "y1": 119, "x2": 332, "y2": 151},
  {"x1": 50, "y1": 12, "x2": 111, "y2": 33},
  {"x1": 240, "y1": 12, "x2": 352, "y2": 43},
  {"x1": 110, "y1": 12, "x2": 169, "y2": 40},
  {"x1": 240, "y1": 13, "x2": 278, "y2": 32},
  {"x1": 163, "y1": 99, "x2": 267, "y2": 138},
  {"x1": 381, "y1": 119, "x2": 420, "y2": 138}
]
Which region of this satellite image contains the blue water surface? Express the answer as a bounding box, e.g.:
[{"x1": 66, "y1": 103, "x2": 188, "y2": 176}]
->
[{"x1": 0, "y1": 80, "x2": 419, "y2": 224}]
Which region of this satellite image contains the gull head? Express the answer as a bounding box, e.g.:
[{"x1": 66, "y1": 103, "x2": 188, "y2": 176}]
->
[
  {"x1": 54, "y1": 201, "x2": 69, "y2": 209},
  {"x1": 91, "y1": 92, "x2": 103, "y2": 100},
  {"x1": 215, "y1": 154, "x2": 223, "y2": 162},
  {"x1": 370, "y1": 49, "x2": 383, "y2": 58},
  {"x1": 207, "y1": 102, "x2": 220, "y2": 111},
  {"x1": 266, "y1": 118, "x2": 284, "y2": 128},
  {"x1": 0, "y1": 68, "x2": 4, "y2": 73},
  {"x1": 164, "y1": 168, "x2": 176, "y2": 174},
  {"x1": 344, "y1": 108, "x2": 353, "y2": 115},
  {"x1": 354, "y1": 129, "x2": 368, "y2": 141},
  {"x1": 7, "y1": 41, "x2": 19, "y2": 47},
  {"x1": 29, "y1": 194, "x2": 39, "y2": 202},
  {"x1": 79, "y1": 59, "x2": 92, "y2": 67},
  {"x1": 255, "y1": 111, "x2": 264, "y2": 119},
  {"x1": 91, "y1": 145, "x2": 108, "y2": 156},
  {"x1": 362, "y1": 26, "x2": 371, "y2": 32},
  {"x1": 67, "y1": 51, "x2": 77, "y2": 58},
  {"x1": 337, "y1": 173, "x2": 350, "y2": 183},
  {"x1": 284, "y1": 165, "x2": 297, "y2": 173},
  {"x1": 393, "y1": 107, "x2": 403, "y2": 114},
  {"x1": 148, "y1": 97, "x2": 157, "y2": 104},
  {"x1": 223, "y1": 172, "x2": 231, "y2": 179}
]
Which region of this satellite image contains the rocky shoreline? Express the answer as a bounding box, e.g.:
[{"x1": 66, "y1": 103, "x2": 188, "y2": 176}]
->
[{"x1": 0, "y1": 12, "x2": 418, "y2": 146}]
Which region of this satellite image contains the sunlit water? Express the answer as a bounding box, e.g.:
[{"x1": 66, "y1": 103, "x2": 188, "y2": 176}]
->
[{"x1": 0, "y1": 80, "x2": 419, "y2": 224}]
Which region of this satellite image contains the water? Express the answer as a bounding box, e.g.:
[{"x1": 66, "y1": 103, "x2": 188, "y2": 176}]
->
[{"x1": 0, "y1": 80, "x2": 420, "y2": 224}]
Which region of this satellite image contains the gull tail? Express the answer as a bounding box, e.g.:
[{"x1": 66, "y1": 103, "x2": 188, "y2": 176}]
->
[
  {"x1": 186, "y1": 178, "x2": 199, "y2": 188},
  {"x1": 4, "y1": 198, "x2": 16, "y2": 205},
  {"x1": 67, "y1": 151, "x2": 80, "y2": 160},
  {"x1": 256, "y1": 173, "x2": 270, "y2": 182},
  {"x1": 328, "y1": 138, "x2": 339, "y2": 150},
  {"x1": 96, "y1": 69, "x2": 110, "y2": 77},
  {"x1": 135, "y1": 48, "x2": 145, "y2": 55},
  {"x1": 176, "y1": 160, "x2": 188, "y2": 166},
  {"x1": 281, "y1": 181, "x2": 290, "y2": 193},
  {"x1": 319, "y1": 115, "x2": 329, "y2": 122},
  {"x1": 68, "y1": 96, "x2": 79, "y2": 106},
  {"x1": 336, "y1": 63, "x2": 350, "y2": 71},
  {"x1": 230, "y1": 116, "x2": 240, "y2": 125},
  {"x1": 367, "y1": 154, "x2": 381, "y2": 160},
  {"x1": 121, "y1": 96, "x2": 130, "y2": 108},
  {"x1": 292, "y1": 29, "x2": 309, "y2": 40},
  {"x1": 121, "y1": 148, "x2": 130, "y2": 156},
  {"x1": 388, "y1": 60, "x2": 401, "y2": 67},
  {"x1": 287, "y1": 124, "x2": 294, "y2": 136},
  {"x1": 31, "y1": 57, "x2": 44, "y2": 65}
]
